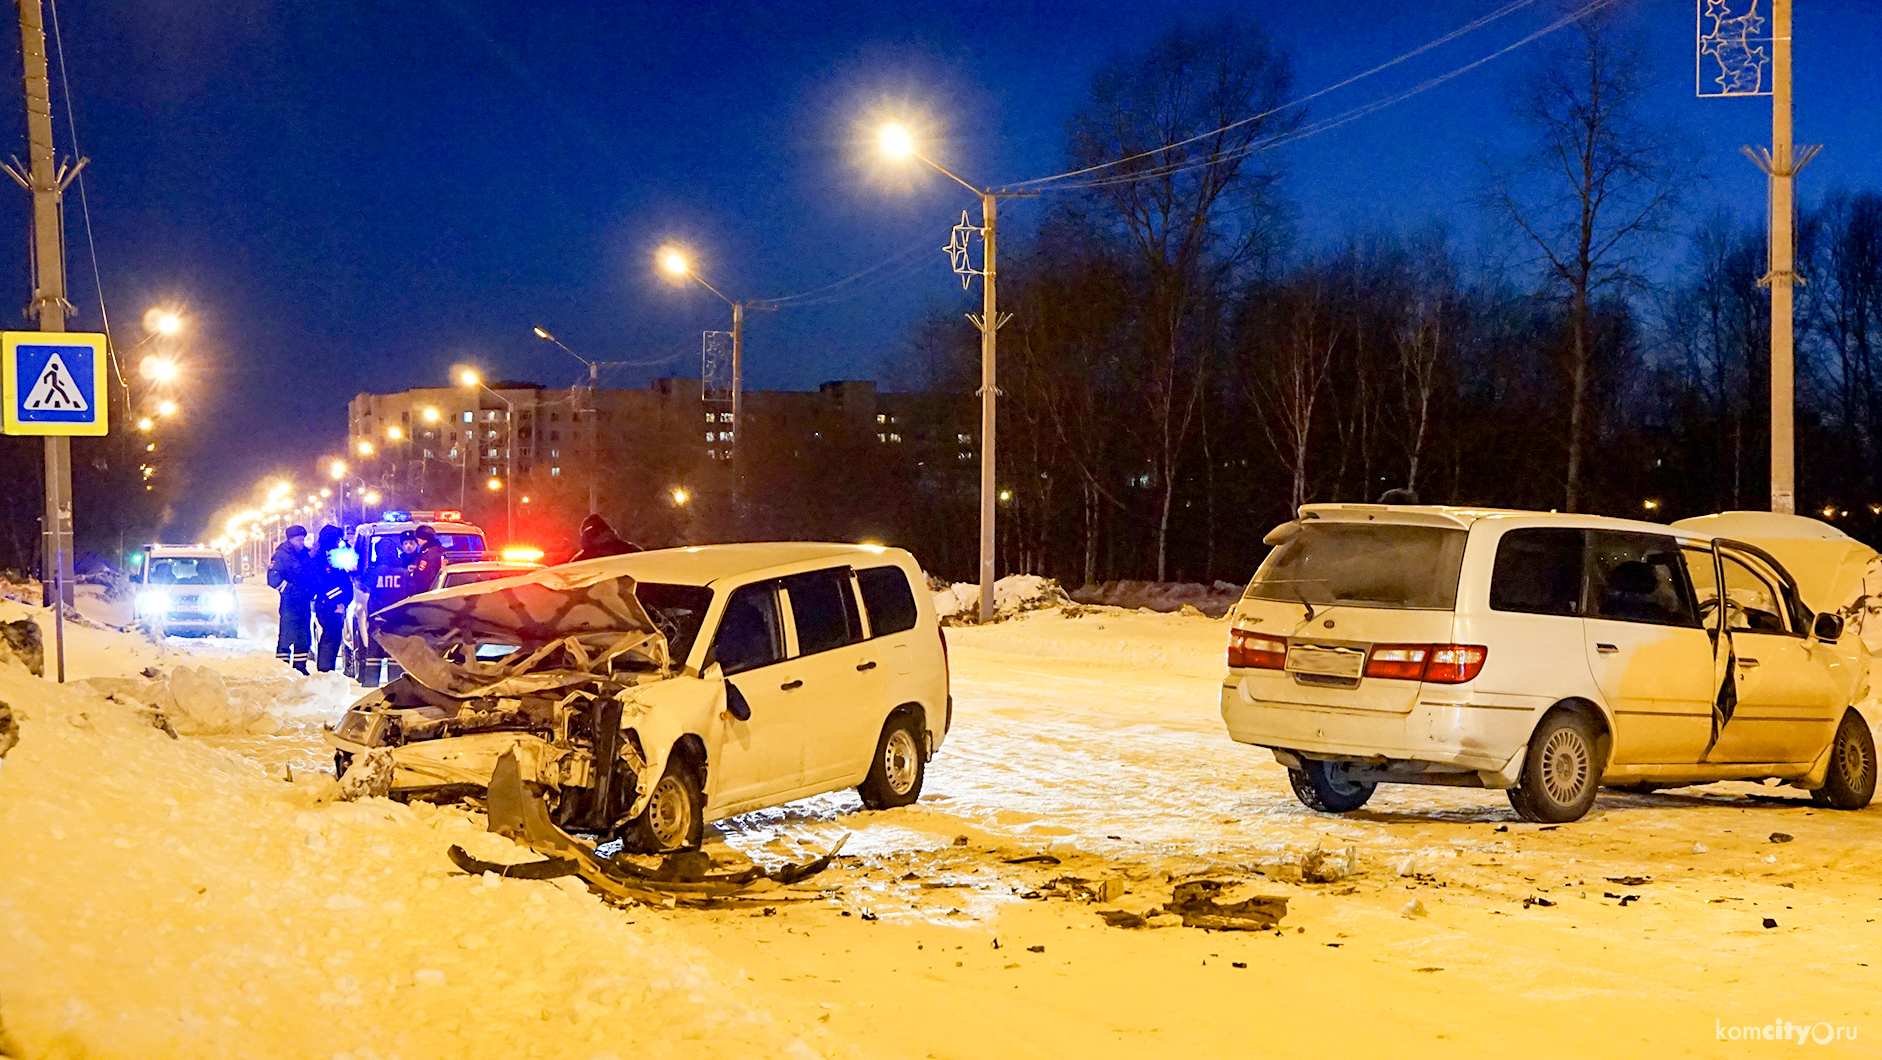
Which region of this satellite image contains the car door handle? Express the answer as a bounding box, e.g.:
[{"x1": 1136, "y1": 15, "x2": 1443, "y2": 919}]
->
[
  {"x1": 1738, "y1": 658, "x2": 1760, "y2": 668},
  {"x1": 1595, "y1": 643, "x2": 1619, "y2": 654},
  {"x1": 856, "y1": 661, "x2": 877, "y2": 672},
  {"x1": 780, "y1": 679, "x2": 804, "y2": 690}
]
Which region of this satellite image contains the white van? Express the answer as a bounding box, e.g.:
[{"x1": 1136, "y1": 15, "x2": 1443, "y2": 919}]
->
[
  {"x1": 326, "y1": 543, "x2": 951, "y2": 851},
  {"x1": 1221, "y1": 505, "x2": 1877, "y2": 823},
  {"x1": 132, "y1": 545, "x2": 239, "y2": 637}
]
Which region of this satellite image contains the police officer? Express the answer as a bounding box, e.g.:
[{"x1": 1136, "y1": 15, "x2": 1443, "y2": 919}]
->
[
  {"x1": 570, "y1": 513, "x2": 642, "y2": 561},
  {"x1": 267, "y1": 525, "x2": 316, "y2": 673},
  {"x1": 407, "y1": 524, "x2": 447, "y2": 594},
  {"x1": 358, "y1": 533, "x2": 413, "y2": 687},
  {"x1": 310, "y1": 525, "x2": 356, "y2": 673}
]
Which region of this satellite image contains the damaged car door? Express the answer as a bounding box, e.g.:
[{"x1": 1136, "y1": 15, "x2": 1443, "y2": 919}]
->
[{"x1": 706, "y1": 580, "x2": 810, "y2": 811}]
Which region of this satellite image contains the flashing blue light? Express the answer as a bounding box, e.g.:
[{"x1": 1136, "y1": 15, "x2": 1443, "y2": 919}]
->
[
  {"x1": 381, "y1": 511, "x2": 411, "y2": 523},
  {"x1": 329, "y1": 546, "x2": 360, "y2": 572}
]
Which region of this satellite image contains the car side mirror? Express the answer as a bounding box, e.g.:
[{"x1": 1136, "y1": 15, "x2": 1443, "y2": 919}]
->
[
  {"x1": 724, "y1": 680, "x2": 751, "y2": 721},
  {"x1": 1812, "y1": 612, "x2": 1845, "y2": 642}
]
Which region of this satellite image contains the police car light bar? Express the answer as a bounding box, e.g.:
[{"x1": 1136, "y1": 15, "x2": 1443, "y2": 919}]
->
[{"x1": 380, "y1": 511, "x2": 412, "y2": 523}]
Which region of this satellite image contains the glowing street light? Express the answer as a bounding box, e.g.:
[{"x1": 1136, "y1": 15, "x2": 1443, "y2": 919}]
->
[
  {"x1": 387, "y1": 425, "x2": 404, "y2": 441},
  {"x1": 658, "y1": 246, "x2": 748, "y2": 510},
  {"x1": 486, "y1": 476, "x2": 503, "y2": 492},
  {"x1": 878, "y1": 119, "x2": 1008, "y2": 623},
  {"x1": 156, "y1": 399, "x2": 178, "y2": 417},
  {"x1": 670, "y1": 486, "x2": 691, "y2": 507},
  {"x1": 362, "y1": 489, "x2": 381, "y2": 506},
  {"x1": 329, "y1": 460, "x2": 347, "y2": 480},
  {"x1": 421, "y1": 406, "x2": 441, "y2": 424},
  {"x1": 135, "y1": 417, "x2": 153, "y2": 431},
  {"x1": 356, "y1": 440, "x2": 375, "y2": 456},
  {"x1": 139, "y1": 356, "x2": 180, "y2": 383},
  {"x1": 659, "y1": 248, "x2": 689, "y2": 277},
  {"x1": 143, "y1": 307, "x2": 185, "y2": 336},
  {"x1": 457, "y1": 368, "x2": 481, "y2": 388}
]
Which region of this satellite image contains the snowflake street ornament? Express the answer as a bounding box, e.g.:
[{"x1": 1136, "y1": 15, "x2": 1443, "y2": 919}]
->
[{"x1": 944, "y1": 211, "x2": 984, "y2": 289}]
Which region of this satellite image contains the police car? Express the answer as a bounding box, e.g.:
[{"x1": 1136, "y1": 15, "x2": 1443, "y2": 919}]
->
[
  {"x1": 132, "y1": 544, "x2": 240, "y2": 637},
  {"x1": 339, "y1": 510, "x2": 492, "y2": 683}
]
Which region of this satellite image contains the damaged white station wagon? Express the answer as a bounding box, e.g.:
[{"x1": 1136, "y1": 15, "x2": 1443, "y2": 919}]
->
[{"x1": 325, "y1": 543, "x2": 950, "y2": 851}]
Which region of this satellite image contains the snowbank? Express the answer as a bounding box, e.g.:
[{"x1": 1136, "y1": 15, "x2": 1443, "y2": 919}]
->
[
  {"x1": 931, "y1": 574, "x2": 1070, "y2": 624},
  {"x1": 1068, "y1": 579, "x2": 1243, "y2": 618},
  {"x1": 0, "y1": 655, "x2": 827, "y2": 1059}
]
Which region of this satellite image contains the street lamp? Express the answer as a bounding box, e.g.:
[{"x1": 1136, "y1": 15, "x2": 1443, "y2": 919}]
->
[
  {"x1": 356, "y1": 440, "x2": 375, "y2": 457},
  {"x1": 457, "y1": 368, "x2": 514, "y2": 543},
  {"x1": 879, "y1": 121, "x2": 1015, "y2": 623},
  {"x1": 670, "y1": 486, "x2": 691, "y2": 506},
  {"x1": 156, "y1": 399, "x2": 178, "y2": 417},
  {"x1": 532, "y1": 326, "x2": 604, "y2": 516},
  {"x1": 659, "y1": 247, "x2": 753, "y2": 514}
]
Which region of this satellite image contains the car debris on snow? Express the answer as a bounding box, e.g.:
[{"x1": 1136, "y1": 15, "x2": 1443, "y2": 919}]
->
[
  {"x1": 0, "y1": 618, "x2": 43, "y2": 677},
  {"x1": 1769, "y1": 832, "x2": 1795, "y2": 843},
  {"x1": 1168, "y1": 879, "x2": 1288, "y2": 931}
]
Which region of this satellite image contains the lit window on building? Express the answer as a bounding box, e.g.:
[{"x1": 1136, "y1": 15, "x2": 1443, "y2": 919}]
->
[
  {"x1": 705, "y1": 412, "x2": 715, "y2": 423},
  {"x1": 889, "y1": 433, "x2": 901, "y2": 442},
  {"x1": 550, "y1": 467, "x2": 560, "y2": 477},
  {"x1": 957, "y1": 432, "x2": 971, "y2": 443},
  {"x1": 461, "y1": 412, "x2": 473, "y2": 423},
  {"x1": 878, "y1": 433, "x2": 887, "y2": 442},
  {"x1": 876, "y1": 414, "x2": 886, "y2": 424},
  {"x1": 550, "y1": 448, "x2": 559, "y2": 458},
  {"x1": 719, "y1": 412, "x2": 733, "y2": 423}
]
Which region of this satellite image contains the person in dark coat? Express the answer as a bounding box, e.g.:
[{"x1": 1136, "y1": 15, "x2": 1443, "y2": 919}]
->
[
  {"x1": 266, "y1": 525, "x2": 316, "y2": 673},
  {"x1": 405, "y1": 525, "x2": 447, "y2": 595},
  {"x1": 310, "y1": 525, "x2": 357, "y2": 673},
  {"x1": 570, "y1": 514, "x2": 642, "y2": 562},
  {"x1": 358, "y1": 533, "x2": 413, "y2": 687}
]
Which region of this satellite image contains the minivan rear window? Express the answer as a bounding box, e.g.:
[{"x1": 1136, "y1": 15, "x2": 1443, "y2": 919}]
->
[
  {"x1": 1246, "y1": 522, "x2": 1467, "y2": 610},
  {"x1": 856, "y1": 566, "x2": 918, "y2": 636}
]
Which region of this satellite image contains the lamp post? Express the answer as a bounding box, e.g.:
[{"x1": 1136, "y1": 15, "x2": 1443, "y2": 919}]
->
[
  {"x1": 879, "y1": 122, "x2": 1018, "y2": 624},
  {"x1": 458, "y1": 368, "x2": 514, "y2": 543},
  {"x1": 533, "y1": 327, "x2": 601, "y2": 516},
  {"x1": 659, "y1": 249, "x2": 748, "y2": 515}
]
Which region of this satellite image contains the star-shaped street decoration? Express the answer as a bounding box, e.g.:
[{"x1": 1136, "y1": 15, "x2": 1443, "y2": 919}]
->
[{"x1": 944, "y1": 211, "x2": 983, "y2": 289}]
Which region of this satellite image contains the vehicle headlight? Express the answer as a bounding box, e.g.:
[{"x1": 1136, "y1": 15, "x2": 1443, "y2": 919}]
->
[
  {"x1": 208, "y1": 591, "x2": 238, "y2": 614},
  {"x1": 135, "y1": 590, "x2": 172, "y2": 615}
]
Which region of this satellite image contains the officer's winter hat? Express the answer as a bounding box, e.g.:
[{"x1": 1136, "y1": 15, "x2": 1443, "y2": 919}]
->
[{"x1": 285, "y1": 525, "x2": 308, "y2": 539}]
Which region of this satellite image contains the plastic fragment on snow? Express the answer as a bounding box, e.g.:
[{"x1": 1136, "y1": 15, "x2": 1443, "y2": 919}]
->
[
  {"x1": 1401, "y1": 898, "x2": 1427, "y2": 918},
  {"x1": 1769, "y1": 832, "x2": 1794, "y2": 843}
]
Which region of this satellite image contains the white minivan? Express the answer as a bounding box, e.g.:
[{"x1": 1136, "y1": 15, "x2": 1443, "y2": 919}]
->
[
  {"x1": 1221, "y1": 505, "x2": 1877, "y2": 822},
  {"x1": 326, "y1": 543, "x2": 951, "y2": 850}
]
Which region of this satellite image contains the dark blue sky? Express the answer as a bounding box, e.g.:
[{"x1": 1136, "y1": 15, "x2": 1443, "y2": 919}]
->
[{"x1": 7, "y1": 0, "x2": 1879, "y2": 534}]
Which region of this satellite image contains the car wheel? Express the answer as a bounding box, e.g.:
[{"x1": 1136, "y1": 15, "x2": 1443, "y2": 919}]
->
[
  {"x1": 1508, "y1": 710, "x2": 1601, "y2": 823},
  {"x1": 334, "y1": 750, "x2": 352, "y2": 779},
  {"x1": 858, "y1": 713, "x2": 926, "y2": 810},
  {"x1": 1811, "y1": 710, "x2": 1876, "y2": 810},
  {"x1": 1286, "y1": 758, "x2": 1376, "y2": 813},
  {"x1": 628, "y1": 759, "x2": 705, "y2": 853}
]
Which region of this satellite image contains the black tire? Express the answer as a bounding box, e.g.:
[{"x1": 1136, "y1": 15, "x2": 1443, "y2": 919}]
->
[
  {"x1": 334, "y1": 750, "x2": 352, "y2": 778},
  {"x1": 858, "y1": 713, "x2": 926, "y2": 810},
  {"x1": 1508, "y1": 709, "x2": 1602, "y2": 823},
  {"x1": 1811, "y1": 710, "x2": 1876, "y2": 810},
  {"x1": 1287, "y1": 758, "x2": 1376, "y2": 813},
  {"x1": 627, "y1": 757, "x2": 705, "y2": 853}
]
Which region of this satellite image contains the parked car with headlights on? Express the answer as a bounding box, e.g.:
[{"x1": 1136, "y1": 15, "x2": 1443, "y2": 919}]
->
[{"x1": 133, "y1": 545, "x2": 239, "y2": 637}]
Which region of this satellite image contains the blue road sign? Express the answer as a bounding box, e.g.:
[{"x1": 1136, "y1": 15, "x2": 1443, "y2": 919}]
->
[{"x1": 3, "y1": 331, "x2": 109, "y2": 436}]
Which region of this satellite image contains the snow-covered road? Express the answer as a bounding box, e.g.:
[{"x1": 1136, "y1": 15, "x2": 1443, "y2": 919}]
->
[{"x1": 3, "y1": 595, "x2": 1880, "y2": 1058}]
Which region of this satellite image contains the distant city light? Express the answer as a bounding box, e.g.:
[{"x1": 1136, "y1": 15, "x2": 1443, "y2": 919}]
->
[{"x1": 486, "y1": 477, "x2": 503, "y2": 492}]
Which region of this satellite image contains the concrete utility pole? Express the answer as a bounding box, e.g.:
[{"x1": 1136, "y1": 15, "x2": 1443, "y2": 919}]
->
[
  {"x1": 1743, "y1": 0, "x2": 1817, "y2": 515},
  {"x1": 731, "y1": 300, "x2": 743, "y2": 513},
  {"x1": 13, "y1": 0, "x2": 78, "y2": 679},
  {"x1": 975, "y1": 193, "x2": 998, "y2": 624}
]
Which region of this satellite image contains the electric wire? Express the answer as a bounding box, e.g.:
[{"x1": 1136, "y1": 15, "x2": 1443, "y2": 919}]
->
[
  {"x1": 1007, "y1": 0, "x2": 1615, "y2": 195},
  {"x1": 746, "y1": 226, "x2": 948, "y2": 310},
  {"x1": 45, "y1": 0, "x2": 117, "y2": 387},
  {"x1": 1006, "y1": 0, "x2": 1545, "y2": 190}
]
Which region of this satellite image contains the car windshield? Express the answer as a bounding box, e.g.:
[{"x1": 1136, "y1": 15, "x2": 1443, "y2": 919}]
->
[
  {"x1": 433, "y1": 532, "x2": 484, "y2": 554},
  {"x1": 634, "y1": 582, "x2": 714, "y2": 663},
  {"x1": 147, "y1": 556, "x2": 229, "y2": 585},
  {"x1": 1246, "y1": 522, "x2": 1467, "y2": 610}
]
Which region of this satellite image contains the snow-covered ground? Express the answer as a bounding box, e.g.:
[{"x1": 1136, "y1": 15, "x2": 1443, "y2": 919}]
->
[{"x1": 3, "y1": 586, "x2": 1881, "y2": 1057}]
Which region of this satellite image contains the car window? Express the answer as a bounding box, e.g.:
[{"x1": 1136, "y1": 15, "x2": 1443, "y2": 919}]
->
[
  {"x1": 1489, "y1": 528, "x2": 1583, "y2": 616},
  {"x1": 1246, "y1": 523, "x2": 1467, "y2": 610},
  {"x1": 783, "y1": 568, "x2": 863, "y2": 656},
  {"x1": 1720, "y1": 553, "x2": 1792, "y2": 634},
  {"x1": 711, "y1": 583, "x2": 786, "y2": 675},
  {"x1": 856, "y1": 566, "x2": 919, "y2": 637},
  {"x1": 633, "y1": 582, "x2": 715, "y2": 664},
  {"x1": 147, "y1": 556, "x2": 229, "y2": 585},
  {"x1": 1583, "y1": 531, "x2": 1698, "y2": 627},
  {"x1": 431, "y1": 532, "x2": 484, "y2": 553}
]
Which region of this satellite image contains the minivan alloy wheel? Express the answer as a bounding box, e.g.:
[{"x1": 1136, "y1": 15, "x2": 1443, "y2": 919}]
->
[{"x1": 1539, "y1": 727, "x2": 1591, "y2": 805}]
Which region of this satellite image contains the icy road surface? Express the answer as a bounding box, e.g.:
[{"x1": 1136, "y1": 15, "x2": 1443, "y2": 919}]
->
[{"x1": 3, "y1": 596, "x2": 1880, "y2": 1058}]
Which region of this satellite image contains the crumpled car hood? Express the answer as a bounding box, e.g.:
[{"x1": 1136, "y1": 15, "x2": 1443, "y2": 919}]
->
[
  {"x1": 374, "y1": 563, "x2": 670, "y2": 698},
  {"x1": 1673, "y1": 511, "x2": 1879, "y2": 615}
]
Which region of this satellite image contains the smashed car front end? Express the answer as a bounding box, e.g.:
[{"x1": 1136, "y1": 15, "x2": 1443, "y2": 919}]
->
[{"x1": 324, "y1": 563, "x2": 682, "y2": 831}]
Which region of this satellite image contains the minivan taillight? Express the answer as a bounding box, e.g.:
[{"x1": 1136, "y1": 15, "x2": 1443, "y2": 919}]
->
[
  {"x1": 1228, "y1": 629, "x2": 1287, "y2": 670},
  {"x1": 1364, "y1": 643, "x2": 1488, "y2": 684}
]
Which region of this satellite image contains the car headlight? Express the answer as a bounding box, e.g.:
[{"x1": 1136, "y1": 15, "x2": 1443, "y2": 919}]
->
[
  {"x1": 208, "y1": 591, "x2": 238, "y2": 614},
  {"x1": 135, "y1": 590, "x2": 172, "y2": 615}
]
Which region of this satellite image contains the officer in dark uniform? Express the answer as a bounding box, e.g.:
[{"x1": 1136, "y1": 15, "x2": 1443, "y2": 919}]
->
[
  {"x1": 310, "y1": 525, "x2": 356, "y2": 673},
  {"x1": 267, "y1": 525, "x2": 316, "y2": 673}
]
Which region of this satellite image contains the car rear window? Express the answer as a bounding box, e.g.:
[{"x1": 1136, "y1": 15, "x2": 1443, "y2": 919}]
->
[
  {"x1": 1246, "y1": 522, "x2": 1466, "y2": 610},
  {"x1": 1490, "y1": 528, "x2": 1584, "y2": 617},
  {"x1": 147, "y1": 556, "x2": 229, "y2": 585},
  {"x1": 856, "y1": 566, "x2": 919, "y2": 636}
]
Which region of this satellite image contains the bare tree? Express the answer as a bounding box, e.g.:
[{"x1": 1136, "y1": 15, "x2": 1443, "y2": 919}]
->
[
  {"x1": 1068, "y1": 16, "x2": 1298, "y2": 578},
  {"x1": 1249, "y1": 278, "x2": 1337, "y2": 510},
  {"x1": 1490, "y1": 12, "x2": 1688, "y2": 510}
]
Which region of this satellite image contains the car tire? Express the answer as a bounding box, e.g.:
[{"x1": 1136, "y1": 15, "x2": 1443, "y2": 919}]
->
[
  {"x1": 1508, "y1": 709, "x2": 1601, "y2": 823},
  {"x1": 1811, "y1": 710, "x2": 1876, "y2": 810},
  {"x1": 1287, "y1": 758, "x2": 1376, "y2": 813},
  {"x1": 334, "y1": 750, "x2": 352, "y2": 779},
  {"x1": 628, "y1": 759, "x2": 705, "y2": 853},
  {"x1": 858, "y1": 713, "x2": 926, "y2": 810}
]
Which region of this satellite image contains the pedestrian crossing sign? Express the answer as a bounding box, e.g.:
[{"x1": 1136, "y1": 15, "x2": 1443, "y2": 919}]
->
[{"x1": 3, "y1": 331, "x2": 108, "y2": 436}]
